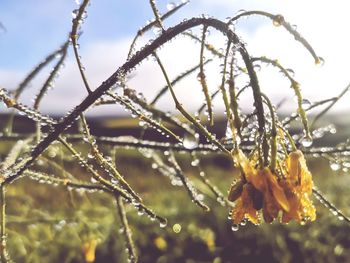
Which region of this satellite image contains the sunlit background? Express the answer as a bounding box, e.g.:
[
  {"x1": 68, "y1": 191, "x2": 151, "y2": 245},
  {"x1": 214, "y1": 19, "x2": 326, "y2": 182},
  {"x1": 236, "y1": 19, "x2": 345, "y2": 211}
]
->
[{"x1": 1, "y1": 0, "x2": 350, "y2": 116}]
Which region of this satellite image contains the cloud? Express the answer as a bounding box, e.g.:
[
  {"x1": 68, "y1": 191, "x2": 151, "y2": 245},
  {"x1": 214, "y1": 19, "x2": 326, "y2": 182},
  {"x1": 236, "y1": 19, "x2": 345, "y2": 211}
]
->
[{"x1": 1, "y1": 0, "x2": 350, "y2": 117}]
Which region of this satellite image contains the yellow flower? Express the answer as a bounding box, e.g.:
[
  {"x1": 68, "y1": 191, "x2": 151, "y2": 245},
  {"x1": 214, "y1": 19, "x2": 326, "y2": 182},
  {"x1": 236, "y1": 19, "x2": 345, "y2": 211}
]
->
[
  {"x1": 82, "y1": 239, "x2": 98, "y2": 263},
  {"x1": 230, "y1": 150, "x2": 289, "y2": 224},
  {"x1": 231, "y1": 183, "x2": 260, "y2": 225},
  {"x1": 258, "y1": 168, "x2": 290, "y2": 223},
  {"x1": 229, "y1": 149, "x2": 316, "y2": 225},
  {"x1": 281, "y1": 150, "x2": 316, "y2": 223}
]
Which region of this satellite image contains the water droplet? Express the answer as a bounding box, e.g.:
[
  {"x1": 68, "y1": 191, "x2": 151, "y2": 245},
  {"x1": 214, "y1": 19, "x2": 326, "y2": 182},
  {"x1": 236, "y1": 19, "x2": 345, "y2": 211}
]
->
[
  {"x1": 240, "y1": 219, "x2": 247, "y2": 226},
  {"x1": 315, "y1": 57, "x2": 325, "y2": 67},
  {"x1": 159, "y1": 221, "x2": 167, "y2": 228},
  {"x1": 301, "y1": 135, "x2": 313, "y2": 147},
  {"x1": 197, "y1": 72, "x2": 205, "y2": 81},
  {"x1": 272, "y1": 15, "x2": 284, "y2": 27},
  {"x1": 338, "y1": 215, "x2": 344, "y2": 221},
  {"x1": 137, "y1": 210, "x2": 144, "y2": 216},
  {"x1": 253, "y1": 64, "x2": 261, "y2": 71},
  {"x1": 166, "y1": 2, "x2": 176, "y2": 10},
  {"x1": 286, "y1": 68, "x2": 295, "y2": 76},
  {"x1": 301, "y1": 99, "x2": 311, "y2": 109},
  {"x1": 191, "y1": 158, "x2": 200, "y2": 166},
  {"x1": 329, "y1": 125, "x2": 337, "y2": 134},
  {"x1": 72, "y1": 9, "x2": 79, "y2": 19},
  {"x1": 231, "y1": 224, "x2": 239, "y2": 231},
  {"x1": 81, "y1": 10, "x2": 87, "y2": 19},
  {"x1": 236, "y1": 9, "x2": 246, "y2": 16},
  {"x1": 331, "y1": 209, "x2": 338, "y2": 216},
  {"x1": 183, "y1": 133, "x2": 199, "y2": 149},
  {"x1": 330, "y1": 162, "x2": 341, "y2": 171}
]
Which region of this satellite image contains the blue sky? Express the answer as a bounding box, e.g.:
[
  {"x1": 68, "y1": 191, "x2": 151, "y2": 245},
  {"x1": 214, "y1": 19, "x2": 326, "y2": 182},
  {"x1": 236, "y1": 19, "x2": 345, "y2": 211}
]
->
[
  {"x1": 0, "y1": 0, "x2": 151, "y2": 69},
  {"x1": 1, "y1": 0, "x2": 350, "y2": 115}
]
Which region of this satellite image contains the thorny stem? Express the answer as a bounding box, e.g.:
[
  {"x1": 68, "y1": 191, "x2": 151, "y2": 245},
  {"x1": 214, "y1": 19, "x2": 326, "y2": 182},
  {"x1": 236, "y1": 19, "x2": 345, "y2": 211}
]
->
[
  {"x1": 25, "y1": 170, "x2": 111, "y2": 193},
  {"x1": 252, "y1": 56, "x2": 311, "y2": 140},
  {"x1": 282, "y1": 97, "x2": 337, "y2": 126},
  {"x1": 106, "y1": 91, "x2": 182, "y2": 142},
  {"x1": 191, "y1": 152, "x2": 228, "y2": 206},
  {"x1": 0, "y1": 133, "x2": 220, "y2": 153},
  {"x1": 292, "y1": 81, "x2": 312, "y2": 139},
  {"x1": 198, "y1": 25, "x2": 213, "y2": 125},
  {"x1": 240, "y1": 48, "x2": 268, "y2": 166},
  {"x1": 310, "y1": 82, "x2": 350, "y2": 129},
  {"x1": 153, "y1": 52, "x2": 229, "y2": 153},
  {"x1": 124, "y1": 88, "x2": 195, "y2": 135},
  {"x1": 2, "y1": 43, "x2": 66, "y2": 136},
  {"x1": 0, "y1": 185, "x2": 9, "y2": 263},
  {"x1": 80, "y1": 114, "x2": 143, "y2": 202},
  {"x1": 229, "y1": 11, "x2": 321, "y2": 64},
  {"x1": 128, "y1": 1, "x2": 189, "y2": 60},
  {"x1": 33, "y1": 40, "x2": 69, "y2": 142},
  {"x1": 261, "y1": 93, "x2": 278, "y2": 171},
  {"x1": 0, "y1": 17, "x2": 318, "y2": 189},
  {"x1": 58, "y1": 136, "x2": 167, "y2": 225},
  {"x1": 198, "y1": 88, "x2": 220, "y2": 115},
  {"x1": 252, "y1": 57, "x2": 311, "y2": 138},
  {"x1": 183, "y1": 32, "x2": 224, "y2": 58},
  {"x1": 71, "y1": 0, "x2": 92, "y2": 94},
  {"x1": 33, "y1": 41, "x2": 70, "y2": 110},
  {"x1": 149, "y1": 0, "x2": 165, "y2": 31},
  {"x1": 313, "y1": 187, "x2": 350, "y2": 223},
  {"x1": 116, "y1": 196, "x2": 138, "y2": 263},
  {"x1": 167, "y1": 153, "x2": 210, "y2": 211},
  {"x1": 58, "y1": 136, "x2": 131, "y2": 200},
  {"x1": 150, "y1": 60, "x2": 212, "y2": 105},
  {"x1": 228, "y1": 55, "x2": 242, "y2": 138},
  {"x1": 219, "y1": 41, "x2": 237, "y2": 145}
]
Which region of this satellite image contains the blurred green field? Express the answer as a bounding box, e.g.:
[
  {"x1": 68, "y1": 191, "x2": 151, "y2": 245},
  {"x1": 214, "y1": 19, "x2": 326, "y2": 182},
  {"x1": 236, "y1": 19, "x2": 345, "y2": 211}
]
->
[{"x1": 1, "y1": 141, "x2": 349, "y2": 263}]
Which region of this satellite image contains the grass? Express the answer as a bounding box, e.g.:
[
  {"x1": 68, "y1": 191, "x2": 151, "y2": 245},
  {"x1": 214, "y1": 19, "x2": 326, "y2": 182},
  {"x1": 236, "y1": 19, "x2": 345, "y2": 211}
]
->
[{"x1": 1, "y1": 143, "x2": 349, "y2": 263}]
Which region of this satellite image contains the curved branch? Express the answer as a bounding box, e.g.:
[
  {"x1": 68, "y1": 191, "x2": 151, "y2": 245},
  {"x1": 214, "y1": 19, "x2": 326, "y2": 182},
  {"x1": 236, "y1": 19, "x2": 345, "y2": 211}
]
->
[{"x1": 1, "y1": 17, "x2": 284, "y2": 184}]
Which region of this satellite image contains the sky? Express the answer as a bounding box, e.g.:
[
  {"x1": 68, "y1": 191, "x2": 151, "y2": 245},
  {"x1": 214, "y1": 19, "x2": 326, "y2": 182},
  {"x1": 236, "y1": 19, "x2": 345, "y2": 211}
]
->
[{"x1": 1, "y1": 0, "x2": 350, "y2": 117}]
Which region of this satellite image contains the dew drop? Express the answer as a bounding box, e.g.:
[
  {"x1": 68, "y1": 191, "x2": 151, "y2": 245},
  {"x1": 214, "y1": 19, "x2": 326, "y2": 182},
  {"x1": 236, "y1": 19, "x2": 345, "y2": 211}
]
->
[
  {"x1": 315, "y1": 57, "x2": 325, "y2": 67},
  {"x1": 272, "y1": 14, "x2": 284, "y2": 27},
  {"x1": 166, "y1": 2, "x2": 176, "y2": 11},
  {"x1": 330, "y1": 162, "x2": 341, "y2": 171},
  {"x1": 338, "y1": 215, "x2": 344, "y2": 221},
  {"x1": 253, "y1": 64, "x2": 261, "y2": 71},
  {"x1": 301, "y1": 99, "x2": 311, "y2": 109},
  {"x1": 331, "y1": 209, "x2": 338, "y2": 216},
  {"x1": 159, "y1": 221, "x2": 167, "y2": 228},
  {"x1": 240, "y1": 219, "x2": 247, "y2": 226},
  {"x1": 183, "y1": 133, "x2": 199, "y2": 149},
  {"x1": 329, "y1": 126, "x2": 337, "y2": 134},
  {"x1": 72, "y1": 9, "x2": 79, "y2": 19},
  {"x1": 197, "y1": 72, "x2": 205, "y2": 81},
  {"x1": 301, "y1": 135, "x2": 313, "y2": 147},
  {"x1": 286, "y1": 68, "x2": 295, "y2": 76},
  {"x1": 191, "y1": 158, "x2": 200, "y2": 167},
  {"x1": 236, "y1": 9, "x2": 246, "y2": 16},
  {"x1": 231, "y1": 224, "x2": 239, "y2": 231}
]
